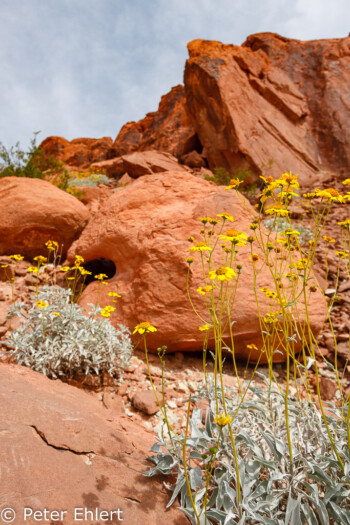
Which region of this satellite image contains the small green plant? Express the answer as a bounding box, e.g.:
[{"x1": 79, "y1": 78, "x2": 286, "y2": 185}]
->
[
  {"x1": 0, "y1": 132, "x2": 69, "y2": 189},
  {"x1": 204, "y1": 168, "x2": 232, "y2": 186},
  {"x1": 3, "y1": 286, "x2": 132, "y2": 382},
  {"x1": 204, "y1": 167, "x2": 259, "y2": 203}
]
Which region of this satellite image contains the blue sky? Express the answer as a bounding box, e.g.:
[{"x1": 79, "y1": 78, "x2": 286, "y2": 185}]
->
[{"x1": 0, "y1": 0, "x2": 349, "y2": 149}]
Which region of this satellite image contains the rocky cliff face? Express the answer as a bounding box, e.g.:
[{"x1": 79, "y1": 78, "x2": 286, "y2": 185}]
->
[
  {"x1": 40, "y1": 33, "x2": 350, "y2": 184},
  {"x1": 184, "y1": 33, "x2": 350, "y2": 183}
]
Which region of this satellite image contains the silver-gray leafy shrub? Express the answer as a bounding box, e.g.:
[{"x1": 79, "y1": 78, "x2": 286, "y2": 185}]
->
[
  {"x1": 67, "y1": 173, "x2": 109, "y2": 187},
  {"x1": 3, "y1": 286, "x2": 132, "y2": 381},
  {"x1": 145, "y1": 376, "x2": 350, "y2": 524}
]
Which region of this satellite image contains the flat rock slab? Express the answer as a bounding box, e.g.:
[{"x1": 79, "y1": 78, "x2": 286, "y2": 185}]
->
[{"x1": 0, "y1": 363, "x2": 185, "y2": 525}]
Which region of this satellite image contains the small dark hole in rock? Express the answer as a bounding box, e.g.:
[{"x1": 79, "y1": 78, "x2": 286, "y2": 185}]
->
[{"x1": 82, "y1": 258, "x2": 116, "y2": 285}]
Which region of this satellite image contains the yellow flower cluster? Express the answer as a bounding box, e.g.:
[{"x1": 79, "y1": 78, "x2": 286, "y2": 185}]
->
[
  {"x1": 100, "y1": 305, "x2": 116, "y2": 318},
  {"x1": 260, "y1": 288, "x2": 277, "y2": 299},
  {"x1": 190, "y1": 242, "x2": 212, "y2": 253},
  {"x1": 199, "y1": 324, "x2": 212, "y2": 331},
  {"x1": 303, "y1": 188, "x2": 344, "y2": 202},
  {"x1": 209, "y1": 267, "x2": 236, "y2": 281},
  {"x1": 219, "y1": 229, "x2": 247, "y2": 246},
  {"x1": 217, "y1": 212, "x2": 234, "y2": 222},
  {"x1": 323, "y1": 236, "x2": 336, "y2": 243},
  {"x1": 225, "y1": 178, "x2": 242, "y2": 190},
  {"x1": 214, "y1": 414, "x2": 232, "y2": 426},
  {"x1": 200, "y1": 216, "x2": 220, "y2": 225},
  {"x1": 27, "y1": 266, "x2": 39, "y2": 273},
  {"x1": 197, "y1": 285, "x2": 214, "y2": 295},
  {"x1": 35, "y1": 300, "x2": 48, "y2": 309},
  {"x1": 133, "y1": 322, "x2": 157, "y2": 335},
  {"x1": 45, "y1": 240, "x2": 59, "y2": 251},
  {"x1": 34, "y1": 256, "x2": 47, "y2": 264},
  {"x1": 338, "y1": 219, "x2": 350, "y2": 230}
]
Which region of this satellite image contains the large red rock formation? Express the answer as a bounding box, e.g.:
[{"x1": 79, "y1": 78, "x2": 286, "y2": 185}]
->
[
  {"x1": 40, "y1": 34, "x2": 350, "y2": 184},
  {"x1": 112, "y1": 85, "x2": 199, "y2": 158},
  {"x1": 68, "y1": 171, "x2": 326, "y2": 361},
  {"x1": 184, "y1": 34, "x2": 350, "y2": 183},
  {"x1": 40, "y1": 136, "x2": 113, "y2": 168},
  {"x1": 0, "y1": 363, "x2": 184, "y2": 525},
  {"x1": 0, "y1": 177, "x2": 89, "y2": 257}
]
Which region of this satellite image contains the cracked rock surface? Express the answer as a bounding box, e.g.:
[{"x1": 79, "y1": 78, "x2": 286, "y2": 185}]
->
[{"x1": 0, "y1": 363, "x2": 186, "y2": 525}]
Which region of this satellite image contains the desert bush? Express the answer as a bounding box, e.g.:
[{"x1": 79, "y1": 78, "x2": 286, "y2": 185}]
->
[
  {"x1": 146, "y1": 378, "x2": 350, "y2": 524},
  {"x1": 204, "y1": 167, "x2": 253, "y2": 187},
  {"x1": 3, "y1": 286, "x2": 132, "y2": 381},
  {"x1": 0, "y1": 132, "x2": 69, "y2": 189}
]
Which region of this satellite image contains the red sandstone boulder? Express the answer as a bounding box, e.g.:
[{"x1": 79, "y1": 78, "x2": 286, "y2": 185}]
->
[
  {"x1": 112, "y1": 85, "x2": 199, "y2": 158},
  {"x1": 68, "y1": 171, "x2": 326, "y2": 361},
  {"x1": 40, "y1": 136, "x2": 113, "y2": 168},
  {"x1": 184, "y1": 34, "x2": 350, "y2": 184},
  {"x1": 0, "y1": 363, "x2": 185, "y2": 525},
  {"x1": 0, "y1": 177, "x2": 89, "y2": 257},
  {"x1": 92, "y1": 150, "x2": 190, "y2": 179}
]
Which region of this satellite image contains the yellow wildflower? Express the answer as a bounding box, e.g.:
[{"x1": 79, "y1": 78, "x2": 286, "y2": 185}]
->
[
  {"x1": 9, "y1": 254, "x2": 24, "y2": 261},
  {"x1": 27, "y1": 266, "x2": 39, "y2": 273},
  {"x1": 74, "y1": 255, "x2": 85, "y2": 266},
  {"x1": 217, "y1": 213, "x2": 234, "y2": 222},
  {"x1": 108, "y1": 292, "x2": 121, "y2": 298},
  {"x1": 33, "y1": 256, "x2": 47, "y2": 264},
  {"x1": 225, "y1": 178, "x2": 242, "y2": 190},
  {"x1": 265, "y1": 206, "x2": 289, "y2": 217},
  {"x1": 263, "y1": 313, "x2": 279, "y2": 325},
  {"x1": 95, "y1": 273, "x2": 108, "y2": 280},
  {"x1": 260, "y1": 288, "x2": 277, "y2": 299},
  {"x1": 314, "y1": 188, "x2": 344, "y2": 202},
  {"x1": 266, "y1": 291, "x2": 277, "y2": 299},
  {"x1": 336, "y1": 251, "x2": 349, "y2": 258},
  {"x1": 200, "y1": 216, "x2": 220, "y2": 225},
  {"x1": 323, "y1": 236, "x2": 336, "y2": 243},
  {"x1": 45, "y1": 240, "x2": 59, "y2": 250},
  {"x1": 214, "y1": 414, "x2": 232, "y2": 426},
  {"x1": 295, "y1": 258, "x2": 309, "y2": 270},
  {"x1": 284, "y1": 229, "x2": 300, "y2": 237},
  {"x1": 249, "y1": 254, "x2": 260, "y2": 263},
  {"x1": 133, "y1": 322, "x2": 157, "y2": 335},
  {"x1": 189, "y1": 242, "x2": 212, "y2": 253},
  {"x1": 186, "y1": 257, "x2": 195, "y2": 265},
  {"x1": 284, "y1": 272, "x2": 298, "y2": 281},
  {"x1": 247, "y1": 344, "x2": 258, "y2": 351},
  {"x1": 209, "y1": 267, "x2": 236, "y2": 281},
  {"x1": 197, "y1": 285, "x2": 214, "y2": 295},
  {"x1": 219, "y1": 229, "x2": 248, "y2": 246},
  {"x1": 199, "y1": 324, "x2": 212, "y2": 331},
  {"x1": 338, "y1": 219, "x2": 350, "y2": 229},
  {"x1": 59, "y1": 266, "x2": 71, "y2": 272},
  {"x1": 52, "y1": 312, "x2": 60, "y2": 316},
  {"x1": 35, "y1": 301, "x2": 48, "y2": 308},
  {"x1": 342, "y1": 179, "x2": 350, "y2": 185},
  {"x1": 278, "y1": 171, "x2": 299, "y2": 189},
  {"x1": 79, "y1": 268, "x2": 92, "y2": 276},
  {"x1": 260, "y1": 175, "x2": 274, "y2": 184}
]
